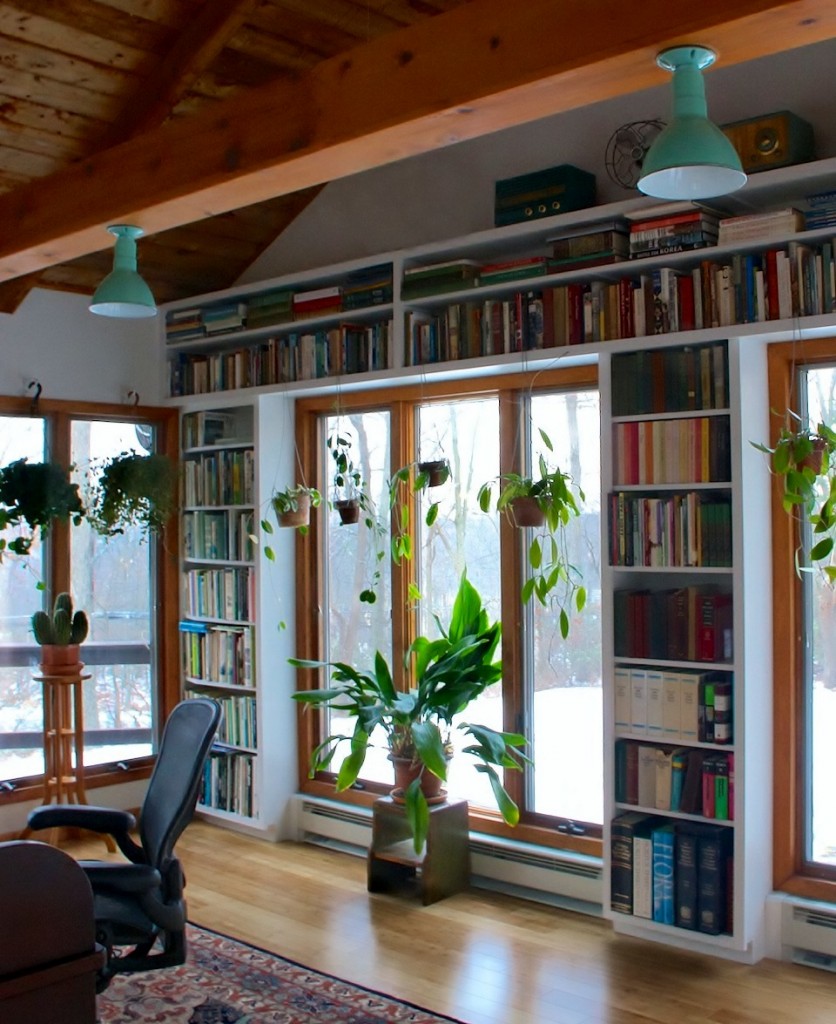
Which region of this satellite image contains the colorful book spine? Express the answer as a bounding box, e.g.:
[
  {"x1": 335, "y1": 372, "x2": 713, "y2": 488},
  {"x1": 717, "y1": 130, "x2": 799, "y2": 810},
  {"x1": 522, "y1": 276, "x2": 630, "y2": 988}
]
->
[{"x1": 652, "y1": 822, "x2": 676, "y2": 925}]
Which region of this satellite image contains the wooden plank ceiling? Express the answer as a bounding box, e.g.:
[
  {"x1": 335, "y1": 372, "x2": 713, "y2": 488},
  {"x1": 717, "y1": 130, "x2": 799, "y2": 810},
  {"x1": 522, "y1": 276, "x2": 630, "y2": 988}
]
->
[
  {"x1": 0, "y1": 1, "x2": 834, "y2": 311},
  {"x1": 0, "y1": 0, "x2": 467, "y2": 310}
]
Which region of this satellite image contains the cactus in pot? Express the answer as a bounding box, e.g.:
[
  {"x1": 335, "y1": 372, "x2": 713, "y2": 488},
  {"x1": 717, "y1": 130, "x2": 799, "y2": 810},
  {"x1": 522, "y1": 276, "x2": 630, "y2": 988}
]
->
[{"x1": 32, "y1": 592, "x2": 89, "y2": 672}]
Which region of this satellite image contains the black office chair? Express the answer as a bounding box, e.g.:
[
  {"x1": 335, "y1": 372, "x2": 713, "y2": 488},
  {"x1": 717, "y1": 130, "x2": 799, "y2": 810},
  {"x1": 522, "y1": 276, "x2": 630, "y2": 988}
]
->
[{"x1": 27, "y1": 697, "x2": 221, "y2": 992}]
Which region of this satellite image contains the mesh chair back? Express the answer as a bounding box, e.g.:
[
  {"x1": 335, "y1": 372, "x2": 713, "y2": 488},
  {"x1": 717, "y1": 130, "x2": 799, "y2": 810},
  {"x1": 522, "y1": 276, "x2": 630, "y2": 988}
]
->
[{"x1": 139, "y1": 698, "x2": 221, "y2": 869}]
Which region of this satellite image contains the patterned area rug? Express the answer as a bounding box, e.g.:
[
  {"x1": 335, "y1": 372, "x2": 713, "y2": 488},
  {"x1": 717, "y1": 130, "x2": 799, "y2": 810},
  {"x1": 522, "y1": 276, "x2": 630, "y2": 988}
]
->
[{"x1": 96, "y1": 924, "x2": 465, "y2": 1023}]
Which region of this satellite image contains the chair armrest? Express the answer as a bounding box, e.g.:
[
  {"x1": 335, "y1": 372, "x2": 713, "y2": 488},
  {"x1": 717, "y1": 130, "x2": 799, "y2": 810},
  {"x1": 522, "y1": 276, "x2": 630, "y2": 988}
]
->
[
  {"x1": 79, "y1": 860, "x2": 162, "y2": 894},
  {"x1": 27, "y1": 804, "x2": 136, "y2": 836}
]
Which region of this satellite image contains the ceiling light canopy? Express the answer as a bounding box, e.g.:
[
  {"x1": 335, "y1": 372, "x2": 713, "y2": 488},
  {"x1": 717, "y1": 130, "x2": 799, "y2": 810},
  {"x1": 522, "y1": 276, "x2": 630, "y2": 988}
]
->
[
  {"x1": 637, "y1": 45, "x2": 746, "y2": 201},
  {"x1": 89, "y1": 225, "x2": 157, "y2": 319}
]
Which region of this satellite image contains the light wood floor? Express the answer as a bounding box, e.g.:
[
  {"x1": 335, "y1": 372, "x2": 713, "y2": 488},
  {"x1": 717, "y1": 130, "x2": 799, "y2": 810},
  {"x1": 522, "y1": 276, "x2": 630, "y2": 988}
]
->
[{"x1": 69, "y1": 821, "x2": 836, "y2": 1024}]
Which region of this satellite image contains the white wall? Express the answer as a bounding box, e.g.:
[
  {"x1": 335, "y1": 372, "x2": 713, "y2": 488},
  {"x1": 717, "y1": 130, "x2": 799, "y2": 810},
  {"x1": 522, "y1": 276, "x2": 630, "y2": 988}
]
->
[
  {"x1": 0, "y1": 288, "x2": 162, "y2": 406},
  {"x1": 240, "y1": 38, "x2": 836, "y2": 284}
]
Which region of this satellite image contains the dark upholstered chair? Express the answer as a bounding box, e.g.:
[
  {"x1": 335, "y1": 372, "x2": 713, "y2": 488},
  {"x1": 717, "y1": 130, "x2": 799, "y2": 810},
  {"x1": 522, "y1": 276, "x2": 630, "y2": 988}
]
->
[
  {"x1": 26, "y1": 697, "x2": 221, "y2": 992},
  {"x1": 0, "y1": 839, "x2": 104, "y2": 1023}
]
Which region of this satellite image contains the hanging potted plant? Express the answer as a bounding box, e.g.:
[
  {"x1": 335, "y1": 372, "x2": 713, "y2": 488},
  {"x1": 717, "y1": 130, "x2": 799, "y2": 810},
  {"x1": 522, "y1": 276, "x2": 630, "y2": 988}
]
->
[
  {"x1": 388, "y1": 458, "x2": 452, "y2": 568},
  {"x1": 477, "y1": 429, "x2": 586, "y2": 637},
  {"x1": 752, "y1": 413, "x2": 836, "y2": 579},
  {"x1": 290, "y1": 573, "x2": 529, "y2": 853},
  {"x1": 88, "y1": 451, "x2": 178, "y2": 537},
  {"x1": 328, "y1": 431, "x2": 364, "y2": 524},
  {"x1": 269, "y1": 484, "x2": 322, "y2": 530},
  {"x1": 0, "y1": 458, "x2": 85, "y2": 556},
  {"x1": 31, "y1": 592, "x2": 89, "y2": 674},
  {"x1": 416, "y1": 457, "x2": 450, "y2": 489}
]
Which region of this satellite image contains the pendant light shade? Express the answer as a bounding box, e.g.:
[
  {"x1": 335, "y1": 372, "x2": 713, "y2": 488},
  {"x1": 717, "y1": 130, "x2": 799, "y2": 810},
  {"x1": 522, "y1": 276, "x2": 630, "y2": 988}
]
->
[
  {"x1": 89, "y1": 225, "x2": 157, "y2": 319},
  {"x1": 637, "y1": 46, "x2": 746, "y2": 200}
]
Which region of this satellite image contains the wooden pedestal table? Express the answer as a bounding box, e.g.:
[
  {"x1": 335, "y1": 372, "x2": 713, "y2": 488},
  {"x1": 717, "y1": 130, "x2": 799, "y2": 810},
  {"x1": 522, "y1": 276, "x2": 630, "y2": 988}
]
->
[
  {"x1": 19, "y1": 664, "x2": 115, "y2": 851},
  {"x1": 367, "y1": 796, "x2": 470, "y2": 905}
]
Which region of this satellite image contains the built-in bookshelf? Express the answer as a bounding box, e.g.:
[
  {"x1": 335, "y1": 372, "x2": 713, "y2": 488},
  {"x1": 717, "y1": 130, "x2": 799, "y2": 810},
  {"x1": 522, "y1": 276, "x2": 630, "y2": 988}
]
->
[
  {"x1": 180, "y1": 405, "x2": 261, "y2": 827},
  {"x1": 601, "y1": 336, "x2": 772, "y2": 960},
  {"x1": 162, "y1": 156, "x2": 836, "y2": 400}
]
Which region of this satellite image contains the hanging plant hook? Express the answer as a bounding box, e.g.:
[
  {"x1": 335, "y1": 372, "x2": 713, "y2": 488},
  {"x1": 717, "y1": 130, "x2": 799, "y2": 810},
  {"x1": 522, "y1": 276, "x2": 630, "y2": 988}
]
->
[{"x1": 27, "y1": 379, "x2": 42, "y2": 416}]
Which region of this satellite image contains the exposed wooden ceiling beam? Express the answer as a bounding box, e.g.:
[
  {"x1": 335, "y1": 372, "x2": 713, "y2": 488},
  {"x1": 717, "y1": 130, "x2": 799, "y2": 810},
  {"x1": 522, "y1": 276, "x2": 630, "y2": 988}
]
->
[{"x1": 0, "y1": 0, "x2": 834, "y2": 283}]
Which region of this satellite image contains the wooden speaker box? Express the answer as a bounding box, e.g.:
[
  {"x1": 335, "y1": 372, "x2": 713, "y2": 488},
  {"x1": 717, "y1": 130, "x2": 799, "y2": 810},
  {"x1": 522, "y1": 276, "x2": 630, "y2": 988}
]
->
[{"x1": 721, "y1": 111, "x2": 814, "y2": 173}]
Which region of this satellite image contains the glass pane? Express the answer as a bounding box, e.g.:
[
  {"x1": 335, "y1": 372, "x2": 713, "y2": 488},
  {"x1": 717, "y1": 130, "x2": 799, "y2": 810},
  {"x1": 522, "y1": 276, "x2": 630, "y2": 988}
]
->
[
  {"x1": 72, "y1": 421, "x2": 155, "y2": 766},
  {"x1": 803, "y1": 367, "x2": 836, "y2": 866},
  {"x1": 323, "y1": 410, "x2": 391, "y2": 784},
  {"x1": 529, "y1": 390, "x2": 602, "y2": 826},
  {"x1": 0, "y1": 417, "x2": 47, "y2": 782},
  {"x1": 417, "y1": 397, "x2": 501, "y2": 809}
]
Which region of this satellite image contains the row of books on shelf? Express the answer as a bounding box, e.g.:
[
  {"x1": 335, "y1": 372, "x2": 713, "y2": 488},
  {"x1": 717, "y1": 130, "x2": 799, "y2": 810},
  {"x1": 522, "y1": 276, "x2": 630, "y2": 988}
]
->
[
  {"x1": 165, "y1": 264, "x2": 394, "y2": 342},
  {"x1": 611, "y1": 343, "x2": 728, "y2": 417},
  {"x1": 607, "y1": 491, "x2": 732, "y2": 568},
  {"x1": 614, "y1": 666, "x2": 732, "y2": 744},
  {"x1": 169, "y1": 321, "x2": 393, "y2": 397},
  {"x1": 187, "y1": 691, "x2": 257, "y2": 750},
  {"x1": 199, "y1": 750, "x2": 256, "y2": 818},
  {"x1": 182, "y1": 449, "x2": 255, "y2": 507},
  {"x1": 615, "y1": 742, "x2": 734, "y2": 820},
  {"x1": 180, "y1": 621, "x2": 254, "y2": 688},
  {"x1": 611, "y1": 812, "x2": 732, "y2": 934},
  {"x1": 612, "y1": 416, "x2": 731, "y2": 487},
  {"x1": 613, "y1": 587, "x2": 733, "y2": 663},
  {"x1": 184, "y1": 566, "x2": 254, "y2": 623},
  {"x1": 182, "y1": 410, "x2": 251, "y2": 449},
  {"x1": 183, "y1": 509, "x2": 255, "y2": 563}
]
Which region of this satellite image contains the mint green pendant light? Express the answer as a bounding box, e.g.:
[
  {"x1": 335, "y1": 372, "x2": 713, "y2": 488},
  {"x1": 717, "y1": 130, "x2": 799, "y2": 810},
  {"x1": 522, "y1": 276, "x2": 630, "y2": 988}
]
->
[
  {"x1": 89, "y1": 225, "x2": 157, "y2": 318},
  {"x1": 637, "y1": 45, "x2": 746, "y2": 200}
]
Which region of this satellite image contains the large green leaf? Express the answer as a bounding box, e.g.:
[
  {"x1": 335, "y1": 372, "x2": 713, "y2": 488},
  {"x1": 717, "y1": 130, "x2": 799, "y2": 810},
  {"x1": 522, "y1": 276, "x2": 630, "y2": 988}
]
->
[{"x1": 410, "y1": 721, "x2": 448, "y2": 780}]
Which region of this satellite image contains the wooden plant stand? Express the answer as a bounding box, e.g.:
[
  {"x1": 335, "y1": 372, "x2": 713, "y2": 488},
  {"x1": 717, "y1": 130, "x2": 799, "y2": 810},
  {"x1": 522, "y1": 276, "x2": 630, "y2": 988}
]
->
[{"x1": 367, "y1": 796, "x2": 470, "y2": 905}]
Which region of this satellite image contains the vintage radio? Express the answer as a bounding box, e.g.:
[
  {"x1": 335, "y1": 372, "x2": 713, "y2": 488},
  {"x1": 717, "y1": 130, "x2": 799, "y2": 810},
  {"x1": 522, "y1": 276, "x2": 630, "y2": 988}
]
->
[
  {"x1": 720, "y1": 111, "x2": 814, "y2": 174},
  {"x1": 494, "y1": 164, "x2": 596, "y2": 227}
]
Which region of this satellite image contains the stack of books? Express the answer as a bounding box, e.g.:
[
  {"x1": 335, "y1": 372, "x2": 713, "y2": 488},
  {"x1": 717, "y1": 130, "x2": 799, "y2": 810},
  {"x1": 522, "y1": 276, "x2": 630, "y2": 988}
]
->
[
  {"x1": 401, "y1": 259, "x2": 481, "y2": 299},
  {"x1": 717, "y1": 207, "x2": 804, "y2": 246},
  {"x1": 166, "y1": 307, "x2": 205, "y2": 343},
  {"x1": 247, "y1": 288, "x2": 293, "y2": 329},
  {"x1": 478, "y1": 256, "x2": 552, "y2": 285},
  {"x1": 628, "y1": 206, "x2": 720, "y2": 260},
  {"x1": 292, "y1": 285, "x2": 342, "y2": 320},
  {"x1": 342, "y1": 263, "x2": 393, "y2": 309},
  {"x1": 548, "y1": 219, "x2": 629, "y2": 272},
  {"x1": 804, "y1": 189, "x2": 836, "y2": 230},
  {"x1": 203, "y1": 302, "x2": 247, "y2": 336}
]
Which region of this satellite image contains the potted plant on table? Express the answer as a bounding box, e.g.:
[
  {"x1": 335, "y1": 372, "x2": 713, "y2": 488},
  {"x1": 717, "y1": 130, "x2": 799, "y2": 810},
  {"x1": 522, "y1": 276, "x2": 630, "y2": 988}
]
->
[
  {"x1": 290, "y1": 573, "x2": 529, "y2": 853},
  {"x1": 31, "y1": 592, "x2": 89, "y2": 673},
  {"x1": 752, "y1": 413, "x2": 836, "y2": 579},
  {"x1": 477, "y1": 431, "x2": 586, "y2": 637}
]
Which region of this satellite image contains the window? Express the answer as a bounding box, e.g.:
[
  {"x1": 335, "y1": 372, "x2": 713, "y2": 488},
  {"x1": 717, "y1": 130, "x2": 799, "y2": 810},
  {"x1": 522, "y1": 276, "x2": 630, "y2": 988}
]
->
[
  {"x1": 770, "y1": 338, "x2": 836, "y2": 898},
  {"x1": 0, "y1": 397, "x2": 179, "y2": 793},
  {"x1": 295, "y1": 367, "x2": 601, "y2": 850}
]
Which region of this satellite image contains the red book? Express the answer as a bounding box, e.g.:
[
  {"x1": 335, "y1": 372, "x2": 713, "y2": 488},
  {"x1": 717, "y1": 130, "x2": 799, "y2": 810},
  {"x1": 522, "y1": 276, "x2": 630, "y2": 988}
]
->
[
  {"x1": 696, "y1": 593, "x2": 733, "y2": 662},
  {"x1": 677, "y1": 273, "x2": 696, "y2": 332},
  {"x1": 629, "y1": 210, "x2": 710, "y2": 233},
  {"x1": 618, "y1": 277, "x2": 634, "y2": 338}
]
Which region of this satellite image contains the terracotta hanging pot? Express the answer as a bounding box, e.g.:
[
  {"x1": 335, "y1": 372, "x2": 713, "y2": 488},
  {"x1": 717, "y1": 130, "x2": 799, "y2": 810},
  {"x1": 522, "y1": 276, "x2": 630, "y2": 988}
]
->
[
  {"x1": 508, "y1": 495, "x2": 545, "y2": 528},
  {"x1": 418, "y1": 460, "x2": 450, "y2": 488},
  {"x1": 800, "y1": 436, "x2": 827, "y2": 474},
  {"x1": 278, "y1": 493, "x2": 311, "y2": 528},
  {"x1": 335, "y1": 499, "x2": 360, "y2": 525}
]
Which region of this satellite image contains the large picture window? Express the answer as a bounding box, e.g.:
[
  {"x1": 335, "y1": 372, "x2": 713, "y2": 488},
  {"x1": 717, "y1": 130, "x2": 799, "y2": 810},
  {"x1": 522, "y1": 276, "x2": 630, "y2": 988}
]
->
[
  {"x1": 295, "y1": 368, "x2": 601, "y2": 851},
  {"x1": 0, "y1": 397, "x2": 179, "y2": 795}
]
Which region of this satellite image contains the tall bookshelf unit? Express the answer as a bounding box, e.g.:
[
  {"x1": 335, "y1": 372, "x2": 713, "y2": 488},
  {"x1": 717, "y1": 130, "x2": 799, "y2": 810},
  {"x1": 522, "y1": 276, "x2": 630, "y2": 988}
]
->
[{"x1": 165, "y1": 155, "x2": 836, "y2": 956}]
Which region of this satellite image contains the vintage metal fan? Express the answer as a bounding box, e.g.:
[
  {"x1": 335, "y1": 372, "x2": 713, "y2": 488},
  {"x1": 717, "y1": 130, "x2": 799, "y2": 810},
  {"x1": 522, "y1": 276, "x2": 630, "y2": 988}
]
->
[{"x1": 605, "y1": 120, "x2": 666, "y2": 190}]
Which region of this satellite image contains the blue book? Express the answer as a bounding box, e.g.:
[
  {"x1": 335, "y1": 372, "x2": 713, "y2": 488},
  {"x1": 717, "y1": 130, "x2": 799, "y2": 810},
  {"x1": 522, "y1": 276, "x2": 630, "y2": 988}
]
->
[{"x1": 652, "y1": 822, "x2": 676, "y2": 925}]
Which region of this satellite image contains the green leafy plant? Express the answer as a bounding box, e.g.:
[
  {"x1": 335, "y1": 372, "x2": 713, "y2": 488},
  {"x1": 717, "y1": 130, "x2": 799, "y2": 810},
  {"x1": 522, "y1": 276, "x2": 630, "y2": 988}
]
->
[
  {"x1": 752, "y1": 412, "x2": 836, "y2": 580},
  {"x1": 31, "y1": 591, "x2": 89, "y2": 646},
  {"x1": 477, "y1": 430, "x2": 586, "y2": 637},
  {"x1": 0, "y1": 458, "x2": 85, "y2": 557},
  {"x1": 88, "y1": 452, "x2": 177, "y2": 537},
  {"x1": 266, "y1": 484, "x2": 321, "y2": 530},
  {"x1": 388, "y1": 458, "x2": 450, "y2": 573},
  {"x1": 290, "y1": 573, "x2": 529, "y2": 853}
]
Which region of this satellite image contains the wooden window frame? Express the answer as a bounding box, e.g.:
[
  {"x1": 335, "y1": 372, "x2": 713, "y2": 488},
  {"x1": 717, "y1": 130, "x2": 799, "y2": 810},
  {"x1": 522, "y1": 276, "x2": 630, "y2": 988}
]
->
[
  {"x1": 769, "y1": 337, "x2": 836, "y2": 899},
  {"x1": 293, "y1": 366, "x2": 601, "y2": 856},
  {"x1": 0, "y1": 394, "x2": 181, "y2": 808}
]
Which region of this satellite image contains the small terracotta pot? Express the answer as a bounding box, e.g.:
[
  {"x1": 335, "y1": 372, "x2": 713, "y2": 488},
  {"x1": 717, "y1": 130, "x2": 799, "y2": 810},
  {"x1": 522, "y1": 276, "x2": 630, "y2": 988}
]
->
[
  {"x1": 278, "y1": 493, "x2": 311, "y2": 528},
  {"x1": 39, "y1": 645, "x2": 83, "y2": 676},
  {"x1": 508, "y1": 496, "x2": 545, "y2": 528},
  {"x1": 418, "y1": 460, "x2": 450, "y2": 488},
  {"x1": 800, "y1": 437, "x2": 827, "y2": 474},
  {"x1": 335, "y1": 499, "x2": 360, "y2": 525},
  {"x1": 389, "y1": 754, "x2": 447, "y2": 803}
]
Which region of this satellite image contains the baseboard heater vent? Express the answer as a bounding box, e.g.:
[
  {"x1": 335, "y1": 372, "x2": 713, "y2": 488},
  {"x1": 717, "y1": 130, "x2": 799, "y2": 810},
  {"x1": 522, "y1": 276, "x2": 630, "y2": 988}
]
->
[
  {"x1": 782, "y1": 900, "x2": 836, "y2": 972},
  {"x1": 296, "y1": 796, "x2": 602, "y2": 914}
]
